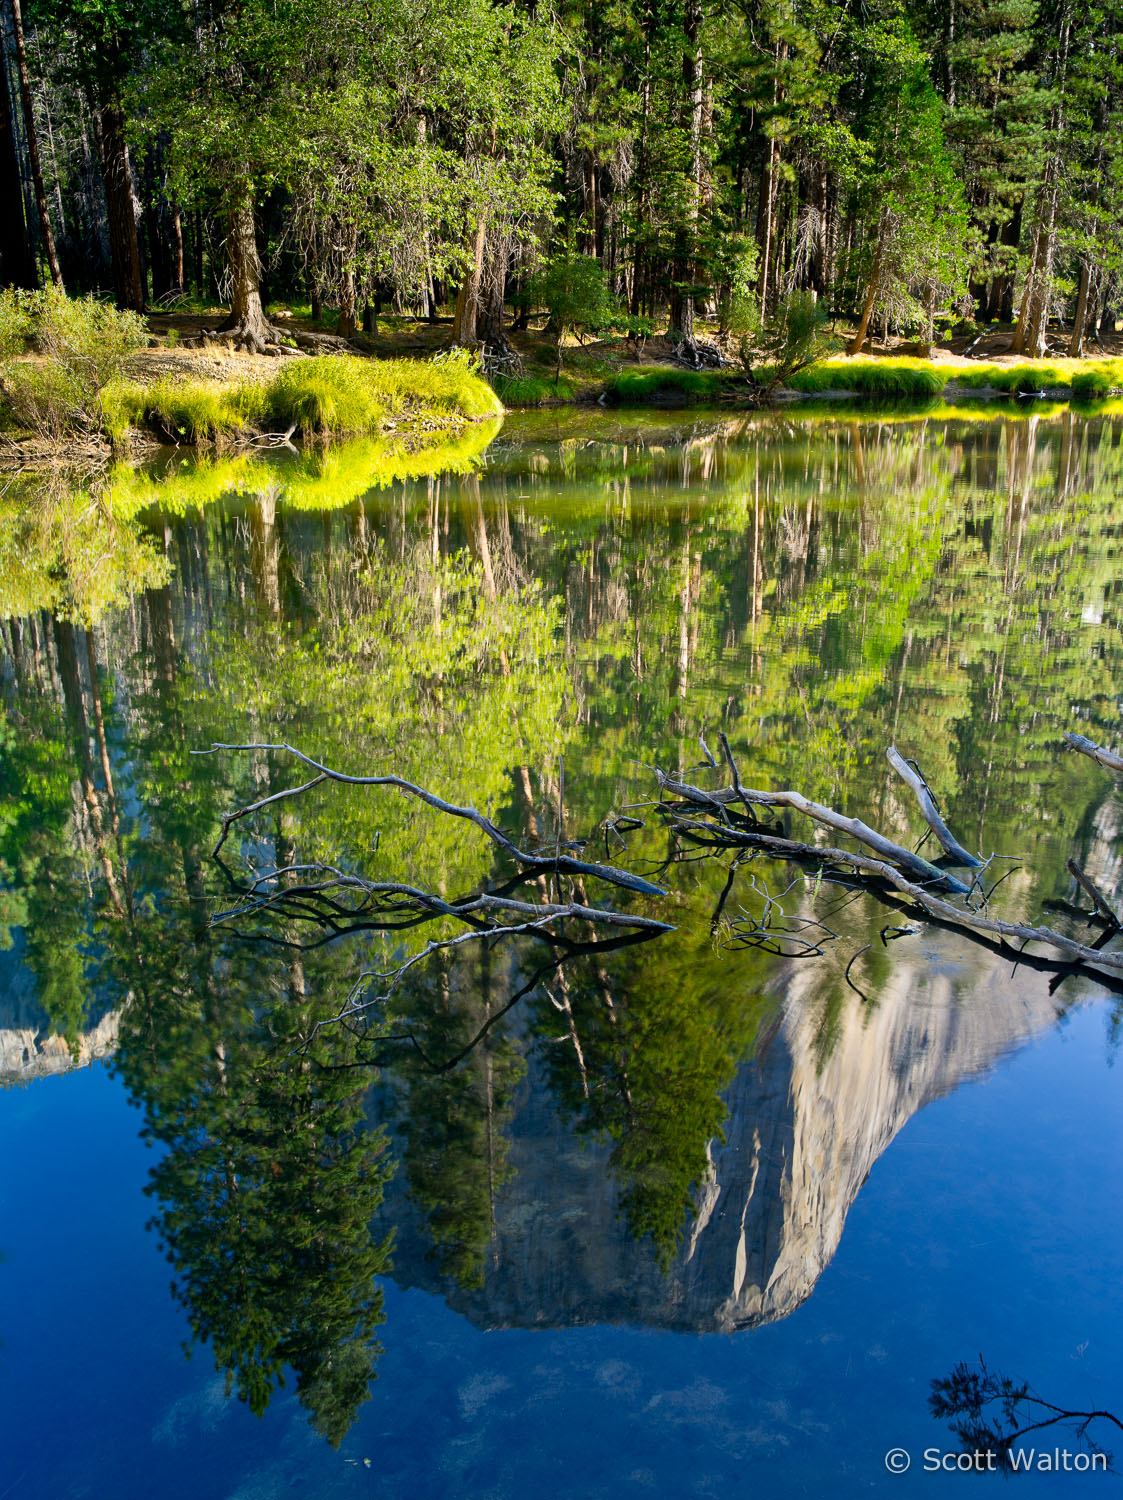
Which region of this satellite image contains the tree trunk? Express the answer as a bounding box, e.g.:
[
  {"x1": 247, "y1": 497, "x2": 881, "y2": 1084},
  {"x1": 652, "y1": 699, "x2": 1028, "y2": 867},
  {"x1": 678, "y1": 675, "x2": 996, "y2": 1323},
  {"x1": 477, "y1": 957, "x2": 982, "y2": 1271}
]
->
[
  {"x1": 94, "y1": 93, "x2": 144, "y2": 309},
  {"x1": 849, "y1": 237, "x2": 883, "y2": 354},
  {"x1": 1069, "y1": 259, "x2": 1091, "y2": 357},
  {"x1": 452, "y1": 216, "x2": 487, "y2": 346},
  {"x1": 336, "y1": 266, "x2": 357, "y2": 339},
  {"x1": 8, "y1": 0, "x2": 61, "y2": 286},
  {"x1": 217, "y1": 189, "x2": 276, "y2": 350},
  {"x1": 667, "y1": 0, "x2": 704, "y2": 345},
  {"x1": 0, "y1": 26, "x2": 36, "y2": 288},
  {"x1": 170, "y1": 203, "x2": 184, "y2": 293}
]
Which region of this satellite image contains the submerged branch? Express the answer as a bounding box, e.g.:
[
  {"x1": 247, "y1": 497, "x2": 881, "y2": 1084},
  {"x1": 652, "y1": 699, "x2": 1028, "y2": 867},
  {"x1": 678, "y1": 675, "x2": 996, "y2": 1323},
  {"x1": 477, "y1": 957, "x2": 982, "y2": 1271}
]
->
[{"x1": 196, "y1": 741, "x2": 666, "y2": 895}]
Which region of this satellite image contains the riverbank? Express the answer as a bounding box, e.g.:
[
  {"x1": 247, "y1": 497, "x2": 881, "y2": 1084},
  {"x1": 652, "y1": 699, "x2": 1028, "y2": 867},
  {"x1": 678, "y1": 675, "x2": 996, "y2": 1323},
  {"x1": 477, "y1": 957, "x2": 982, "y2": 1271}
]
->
[{"x1": 0, "y1": 331, "x2": 501, "y2": 465}]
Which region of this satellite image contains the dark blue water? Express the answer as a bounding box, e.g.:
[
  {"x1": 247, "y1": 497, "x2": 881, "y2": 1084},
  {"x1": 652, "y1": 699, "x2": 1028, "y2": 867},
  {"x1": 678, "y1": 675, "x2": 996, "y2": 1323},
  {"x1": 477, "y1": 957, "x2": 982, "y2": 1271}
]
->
[{"x1": 1, "y1": 1003, "x2": 1119, "y2": 1497}]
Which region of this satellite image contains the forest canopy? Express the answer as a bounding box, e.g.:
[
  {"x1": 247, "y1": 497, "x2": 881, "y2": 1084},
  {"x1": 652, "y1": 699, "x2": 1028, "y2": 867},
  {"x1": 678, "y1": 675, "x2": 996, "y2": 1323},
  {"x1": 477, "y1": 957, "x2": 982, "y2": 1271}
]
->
[{"x1": 1, "y1": 0, "x2": 1120, "y2": 358}]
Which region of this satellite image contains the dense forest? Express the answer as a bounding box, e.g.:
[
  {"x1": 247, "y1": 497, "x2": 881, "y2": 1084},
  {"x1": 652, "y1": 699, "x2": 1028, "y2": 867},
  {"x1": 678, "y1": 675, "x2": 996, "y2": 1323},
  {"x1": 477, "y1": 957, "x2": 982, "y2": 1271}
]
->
[{"x1": 2, "y1": 0, "x2": 1121, "y2": 358}]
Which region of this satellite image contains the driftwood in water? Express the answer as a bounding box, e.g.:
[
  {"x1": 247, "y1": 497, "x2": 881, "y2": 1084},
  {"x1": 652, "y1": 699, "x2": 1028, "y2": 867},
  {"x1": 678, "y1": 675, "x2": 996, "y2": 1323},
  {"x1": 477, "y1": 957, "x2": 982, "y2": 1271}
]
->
[
  {"x1": 654, "y1": 736, "x2": 1123, "y2": 978},
  {"x1": 198, "y1": 741, "x2": 666, "y2": 896},
  {"x1": 1065, "y1": 858, "x2": 1123, "y2": 930},
  {"x1": 886, "y1": 746, "x2": 981, "y2": 868},
  {"x1": 664, "y1": 813, "x2": 1123, "y2": 975},
  {"x1": 655, "y1": 735, "x2": 972, "y2": 895},
  {"x1": 1063, "y1": 732, "x2": 1123, "y2": 774}
]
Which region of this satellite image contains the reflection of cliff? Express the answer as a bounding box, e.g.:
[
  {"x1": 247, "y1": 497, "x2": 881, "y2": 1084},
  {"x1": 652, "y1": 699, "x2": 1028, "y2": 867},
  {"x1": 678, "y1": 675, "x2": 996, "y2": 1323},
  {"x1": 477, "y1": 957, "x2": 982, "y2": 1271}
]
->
[
  {"x1": 0, "y1": 1007, "x2": 119, "y2": 1082},
  {"x1": 0, "y1": 948, "x2": 119, "y2": 1082},
  {"x1": 378, "y1": 947, "x2": 1067, "y2": 1332}
]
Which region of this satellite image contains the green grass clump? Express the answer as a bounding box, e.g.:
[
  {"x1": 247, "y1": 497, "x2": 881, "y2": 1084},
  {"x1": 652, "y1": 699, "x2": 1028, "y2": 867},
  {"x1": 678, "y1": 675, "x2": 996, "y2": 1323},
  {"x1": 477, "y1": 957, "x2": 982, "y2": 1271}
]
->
[
  {"x1": 607, "y1": 368, "x2": 725, "y2": 404},
  {"x1": 953, "y1": 362, "x2": 1071, "y2": 393},
  {"x1": 266, "y1": 357, "x2": 383, "y2": 435},
  {"x1": 494, "y1": 374, "x2": 575, "y2": 407},
  {"x1": 1072, "y1": 368, "x2": 1112, "y2": 400},
  {"x1": 141, "y1": 378, "x2": 263, "y2": 443},
  {"x1": 364, "y1": 350, "x2": 503, "y2": 421},
  {"x1": 788, "y1": 358, "x2": 948, "y2": 398},
  {"x1": 265, "y1": 350, "x2": 500, "y2": 435}
]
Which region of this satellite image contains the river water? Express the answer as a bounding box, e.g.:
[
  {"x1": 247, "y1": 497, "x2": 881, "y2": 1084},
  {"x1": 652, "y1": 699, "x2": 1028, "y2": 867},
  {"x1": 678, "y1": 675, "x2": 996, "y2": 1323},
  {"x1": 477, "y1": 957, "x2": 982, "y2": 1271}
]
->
[{"x1": 0, "y1": 407, "x2": 1121, "y2": 1496}]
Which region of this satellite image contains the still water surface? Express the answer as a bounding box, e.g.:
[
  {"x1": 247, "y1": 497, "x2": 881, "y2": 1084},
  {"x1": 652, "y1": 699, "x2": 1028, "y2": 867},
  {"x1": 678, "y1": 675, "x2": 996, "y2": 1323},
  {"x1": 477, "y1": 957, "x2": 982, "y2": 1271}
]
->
[{"x1": 0, "y1": 407, "x2": 1121, "y2": 1496}]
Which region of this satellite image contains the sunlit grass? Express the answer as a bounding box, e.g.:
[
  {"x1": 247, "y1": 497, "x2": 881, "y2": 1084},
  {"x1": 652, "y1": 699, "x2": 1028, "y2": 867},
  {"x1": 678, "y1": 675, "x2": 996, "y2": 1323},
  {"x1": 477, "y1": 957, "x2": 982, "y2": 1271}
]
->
[
  {"x1": 607, "y1": 368, "x2": 726, "y2": 404},
  {"x1": 788, "y1": 358, "x2": 949, "y2": 398}
]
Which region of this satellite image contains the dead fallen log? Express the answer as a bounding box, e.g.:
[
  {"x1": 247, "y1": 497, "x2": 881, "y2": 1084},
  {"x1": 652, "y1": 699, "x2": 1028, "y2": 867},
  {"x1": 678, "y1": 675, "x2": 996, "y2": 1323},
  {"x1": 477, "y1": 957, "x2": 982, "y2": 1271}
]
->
[
  {"x1": 664, "y1": 814, "x2": 1123, "y2": 976},
  {"x1": 887, "y1": 746, "x2": 981, "y2": 868},
  {"x1": 656, "y1": 745, "x2": 972, "y2": 895},
  {"x1": 1063, "y1": 732, "x2": 1123, "y2": 774}
]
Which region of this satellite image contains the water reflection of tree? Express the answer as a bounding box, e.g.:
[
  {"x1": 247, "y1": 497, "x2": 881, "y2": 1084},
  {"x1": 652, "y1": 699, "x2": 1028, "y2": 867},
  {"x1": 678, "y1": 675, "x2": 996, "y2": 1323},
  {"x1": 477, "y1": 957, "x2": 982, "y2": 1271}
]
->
[{"x1": 3, "y1": 412, "x2": 1123, "y2": 1431}]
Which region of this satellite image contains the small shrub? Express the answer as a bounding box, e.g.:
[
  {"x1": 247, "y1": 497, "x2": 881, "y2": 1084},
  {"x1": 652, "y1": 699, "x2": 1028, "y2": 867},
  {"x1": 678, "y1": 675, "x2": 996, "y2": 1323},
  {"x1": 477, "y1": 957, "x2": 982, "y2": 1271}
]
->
[{"x1": 0, "y1": 286, "x2": 148, "y2": 438}]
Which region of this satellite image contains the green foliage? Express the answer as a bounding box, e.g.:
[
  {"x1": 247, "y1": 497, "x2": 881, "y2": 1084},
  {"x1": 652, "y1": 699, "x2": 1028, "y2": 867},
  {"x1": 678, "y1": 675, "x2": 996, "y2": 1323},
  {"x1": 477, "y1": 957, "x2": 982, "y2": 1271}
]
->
[
  {"x1": 745, "y1": 290, "x2": 832, "y2": 388},
  {"x1": 265, "y1": 352, "x2": 499, "y2": 435},
  {"x1": 265, "y1": 358, "x2": 384, "y2": 435},
  {"x1": 0, "y1": 288, "x2": 148, "y2": 439},
  {"x1": 606, "y1": 369, "x2": 725, "y2": 404}
]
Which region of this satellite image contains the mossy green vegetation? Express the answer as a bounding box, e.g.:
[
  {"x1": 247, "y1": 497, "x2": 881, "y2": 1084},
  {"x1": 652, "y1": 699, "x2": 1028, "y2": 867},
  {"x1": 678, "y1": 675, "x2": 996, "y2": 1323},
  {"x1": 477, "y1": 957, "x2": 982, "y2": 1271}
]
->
[
  {"x1": 494, "y1": 373, "x2": 576, "y2": 406},
  {"x1": 0, "y1": 292, "x2": 500, "y2": 449},
  {"x1": 787, "y1": 357, "x2": 949, "y2": 398},
  {"x1": 606, "y1": 368, "x2": 727, "y2": 404}
]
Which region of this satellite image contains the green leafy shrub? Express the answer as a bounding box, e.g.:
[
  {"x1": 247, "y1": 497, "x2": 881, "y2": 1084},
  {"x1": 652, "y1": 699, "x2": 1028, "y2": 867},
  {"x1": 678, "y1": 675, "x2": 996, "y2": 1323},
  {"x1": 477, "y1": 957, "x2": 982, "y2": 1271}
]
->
[
  {"x1": 607, "y1": 368, "x2": 725, "y2": 404},
  {"x1": 743, "y1": 290, "x2": 832, "y2": 390},
  {"x1": 0, "y1": 286, "x2": 148, "y2": 439}
]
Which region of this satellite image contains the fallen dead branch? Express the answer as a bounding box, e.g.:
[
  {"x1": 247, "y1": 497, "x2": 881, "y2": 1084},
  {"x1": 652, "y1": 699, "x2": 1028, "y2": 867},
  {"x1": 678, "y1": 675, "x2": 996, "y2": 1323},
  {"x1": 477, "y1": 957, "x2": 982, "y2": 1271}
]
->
[
  {"x1": 886, "y1": 746, "x2": 980, "y2": 867},
  {"x1": 1064, "y1": 732, "x2": 1123, "y2": 774},
  {"x1": 655, "y1": 732, "x2": 972, "y2": 894}
]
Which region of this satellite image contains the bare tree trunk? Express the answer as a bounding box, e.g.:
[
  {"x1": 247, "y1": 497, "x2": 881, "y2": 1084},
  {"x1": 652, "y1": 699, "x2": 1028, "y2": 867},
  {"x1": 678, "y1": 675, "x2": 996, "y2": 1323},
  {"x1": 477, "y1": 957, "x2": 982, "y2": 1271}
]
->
[
  {"x1": 1069, "y1": 259, "x2": 1091, "y2": 357},
  {"x1": 667, "y1": 0, "x2": 704, "y2": 345},
  {"x1": 8, "y1": 0, "x2": 61, "y2": 286},
  {"x1": 849, "y1": 237, "x2": 883, "y2": 353},
  {"x1": 94, "y1": 93, "x2": 145, "y2": 310},
  {"x1": 452, "y1": 216, "x2": 487, "y2": 346},
  {"x1": 0, "y1": 27, "x2": 36, "y2": 287},
  {"x1": 170, "y1": 202, "x2": 184, "y2": 293},
  {"x1": 216, "y1": 188, "x2": 276, "y2": 351}
]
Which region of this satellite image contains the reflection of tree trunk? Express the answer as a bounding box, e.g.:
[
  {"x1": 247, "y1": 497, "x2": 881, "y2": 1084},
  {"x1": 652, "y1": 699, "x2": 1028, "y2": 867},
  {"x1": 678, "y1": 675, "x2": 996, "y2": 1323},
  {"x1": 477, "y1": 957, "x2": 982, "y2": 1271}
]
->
[
  {"x1": 248, "y1": 488, "x2": 283, "y2": 618},
  {"x1": 8, "y1": 0, "x2": 62, "y2": 285}
]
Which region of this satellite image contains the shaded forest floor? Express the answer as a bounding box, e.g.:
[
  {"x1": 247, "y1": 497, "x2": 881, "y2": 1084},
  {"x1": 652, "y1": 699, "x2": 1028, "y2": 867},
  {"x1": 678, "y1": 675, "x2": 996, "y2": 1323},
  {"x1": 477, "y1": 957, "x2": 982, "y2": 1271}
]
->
[{"x1": 138, "y1": 302, "x2": 1123, "y2": 402}]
